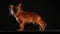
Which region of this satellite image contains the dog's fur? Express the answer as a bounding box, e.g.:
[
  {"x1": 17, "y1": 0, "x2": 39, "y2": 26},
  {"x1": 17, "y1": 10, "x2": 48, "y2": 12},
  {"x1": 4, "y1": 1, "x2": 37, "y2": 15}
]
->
[{"x1": 9, "y1": 3, "x2": 47, "y2": 32}]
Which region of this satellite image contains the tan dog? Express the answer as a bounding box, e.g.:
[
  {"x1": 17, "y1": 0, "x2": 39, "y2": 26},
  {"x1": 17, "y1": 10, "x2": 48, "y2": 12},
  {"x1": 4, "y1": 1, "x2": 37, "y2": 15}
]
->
[{"x1": 9, "y1": 3, "x2": 47, "y2": 32}]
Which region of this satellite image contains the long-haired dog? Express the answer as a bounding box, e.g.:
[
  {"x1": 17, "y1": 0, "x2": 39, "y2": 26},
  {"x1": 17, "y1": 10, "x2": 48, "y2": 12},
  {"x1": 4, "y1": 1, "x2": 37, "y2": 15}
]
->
[{"x1": 9, "y1": 3, "x2": 47, "y2": 32}]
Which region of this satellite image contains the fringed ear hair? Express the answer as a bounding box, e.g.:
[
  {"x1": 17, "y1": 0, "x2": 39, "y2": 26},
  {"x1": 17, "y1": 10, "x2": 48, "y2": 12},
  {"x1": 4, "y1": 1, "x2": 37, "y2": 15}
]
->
[
  {"x1": 16, "y1": 3, "x2": 22, "y2": 8},
  {"x1": 9, "y1": 4, "x2": 16, "y2": 10},
  {"x1": 9, "y1": 5, "x2": 14, "y2": 9},
  {"x1": 18, "y1": 3, "x2": 22, "y2": 7},
  {"x1": 16, "y1": 3, "x2": 22, "y2": 10}
]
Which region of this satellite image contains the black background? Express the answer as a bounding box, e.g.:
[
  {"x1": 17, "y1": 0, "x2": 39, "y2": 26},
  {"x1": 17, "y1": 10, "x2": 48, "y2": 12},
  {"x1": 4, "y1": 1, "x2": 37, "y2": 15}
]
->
[{"x1": 0, "y1": 0, "x2": 60, "y2": 32}]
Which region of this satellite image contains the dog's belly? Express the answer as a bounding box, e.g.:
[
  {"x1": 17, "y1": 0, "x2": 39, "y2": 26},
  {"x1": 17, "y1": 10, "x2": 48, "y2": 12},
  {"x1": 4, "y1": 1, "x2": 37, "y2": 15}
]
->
[
  {"x1": 25, "y1": 19, "x2": 34, "y2": 23},
  {"x1": 21, "y1": 17, "x2": 34, "y2": 23}
]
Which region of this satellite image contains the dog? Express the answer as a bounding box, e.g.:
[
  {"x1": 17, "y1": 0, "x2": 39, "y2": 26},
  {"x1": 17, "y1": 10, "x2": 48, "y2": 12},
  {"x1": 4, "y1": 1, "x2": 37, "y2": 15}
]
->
[{"x1": 9, "y1": 3, "x2": 47, "y2": 32}]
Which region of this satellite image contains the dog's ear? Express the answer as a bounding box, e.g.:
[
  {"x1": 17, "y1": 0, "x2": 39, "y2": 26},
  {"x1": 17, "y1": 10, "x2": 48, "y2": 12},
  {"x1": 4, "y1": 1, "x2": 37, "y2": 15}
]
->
[
  {"x1": 9, "y1": 5, "x2": 13, "y2": 8},
  {"x1": 9, "y1": 5, "x2": 15, "y2": 9},
  {"x1": 16, "y1": 3, "x2": 22, "y2": 9},
  {"x1": 18, "y1": 3, "x2": 22, "y2": 7}
]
